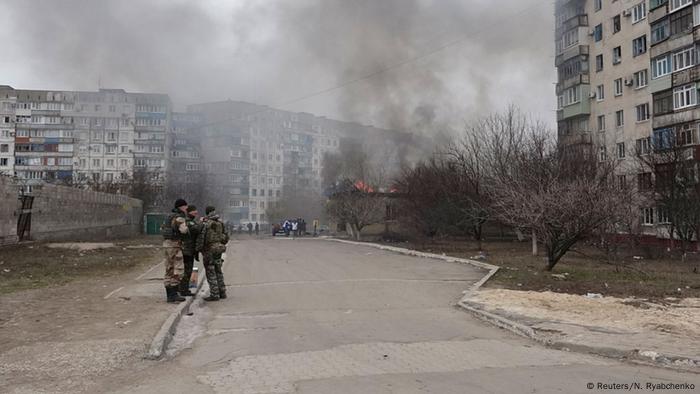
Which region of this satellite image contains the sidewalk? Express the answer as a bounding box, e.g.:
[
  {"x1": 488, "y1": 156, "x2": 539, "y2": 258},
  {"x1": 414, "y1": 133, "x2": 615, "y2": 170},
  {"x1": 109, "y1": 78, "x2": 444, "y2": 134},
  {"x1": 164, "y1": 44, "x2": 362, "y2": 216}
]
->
[
  {"x1": 463, "y1": 289, "x2": 700, "y2": 371},
  {"x1": 0, "y1": 244, "x2": 204, "y2": 393}
]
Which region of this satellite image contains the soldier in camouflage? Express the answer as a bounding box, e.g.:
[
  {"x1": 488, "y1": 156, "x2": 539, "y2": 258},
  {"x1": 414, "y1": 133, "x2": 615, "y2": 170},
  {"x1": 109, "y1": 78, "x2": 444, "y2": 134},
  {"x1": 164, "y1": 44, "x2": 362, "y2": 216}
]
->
[
  {"x1": 196, "y1": 206, "x2": 229, "y2": 301},
  {"x1": 161, "y1": 198, "x2": 189, "y2": 303},
  {"x1": 178, "y1": 205, "x2": 202, "y2": 297}
]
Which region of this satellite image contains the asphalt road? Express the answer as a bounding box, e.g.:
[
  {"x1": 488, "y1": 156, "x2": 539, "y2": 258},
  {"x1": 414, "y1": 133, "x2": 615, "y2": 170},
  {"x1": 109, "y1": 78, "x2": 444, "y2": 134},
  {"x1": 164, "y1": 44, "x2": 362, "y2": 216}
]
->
[{"x1": 108, "y1": 239, "x2": 699, "y2": 394}]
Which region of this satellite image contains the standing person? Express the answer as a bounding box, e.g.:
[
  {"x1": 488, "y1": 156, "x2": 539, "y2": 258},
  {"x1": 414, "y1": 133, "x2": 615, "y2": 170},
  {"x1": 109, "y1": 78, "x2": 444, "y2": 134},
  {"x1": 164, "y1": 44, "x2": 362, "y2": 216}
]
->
[
  {"x1": 161, "y1": 199, "x2": 189, "y2": 303},
  {"x1": 196, "y1": 206, "x2": 229, "y2": 301},
  {"x1": 255, "y1": 222, "x2": 259, "y2": 236},
  {"x1": 247, "y1": 222, "x2": 253, "y2": 236},
  {"x1": 179, "y1": 205, "x2": 202, "y2": 297},
  {"x1": 291, "y1": 219, "x2": 299, "y2": 237}
]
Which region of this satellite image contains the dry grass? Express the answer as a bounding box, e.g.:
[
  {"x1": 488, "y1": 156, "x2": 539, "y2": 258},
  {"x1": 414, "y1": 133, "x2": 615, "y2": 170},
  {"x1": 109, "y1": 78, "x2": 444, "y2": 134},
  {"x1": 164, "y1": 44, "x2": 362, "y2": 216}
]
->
[
  {"x1": 379, "y1": 237, "x2": 700, "y2": 299},
  {"x1": 0, "y1": 236, "x2": 162, "y2": 295}
]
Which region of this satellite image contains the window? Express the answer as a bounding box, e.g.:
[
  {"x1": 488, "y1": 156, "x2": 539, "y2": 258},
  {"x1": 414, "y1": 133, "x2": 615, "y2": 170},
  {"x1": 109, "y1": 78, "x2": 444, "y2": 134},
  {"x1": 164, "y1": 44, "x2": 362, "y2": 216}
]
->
[
  {"x1": 595, "y1": 0, "x2": 602, "y2": 12},
  {"x1": 673, "y1": 84, "x2": 697, "y2": 109},
  {"x1": 614, "y1": 78, "x2": 623, "y2": 96},
  {"x1": 632, "y1": 2, "x2": 647, "y2": 23},
  {"x1": 654, "y1": 89, "x2": 674, "y2": 115},
  {"x1": 613, "y1": 46, "x2": 622, "y2": 64},
  {"x1": 593, "y1": 24, "x2": 603, "y2": 42},
  {"x1": 559, "y1": 85, "x2": 581, "y2": 107},
  {"x1": 652, "y1": 55, "x2": 672, "y2": 78},
  {"x1": 0, "y1": 144, "x2": 7, "y2": 153},
  {"x1": 651, "y1": 19, "x2": 670, "y2": 44},
  {"x1": 634, "y1": 69, "x2": 648, "y2": 88},
  {"x1": 251, "y1": 189, "x2": 257, "y2": 196},
  {"x1": 0, "y1": 158, "x2": 7, "y2": 166},
  {"x1": 677, "y1": 124, "x2": 696, "y2": 145},
  {"x1": 615, "y1": 110, "x2": 624, "y2": 127},
  {"x1": 617, "y1": 142, "x2": 626, "y2": 159},
  {"x1": 596, "y1": 85, "x2": 605, "y2": 101},
  {"x1": 632, "y1": 35, "x2": 647, "y2": 57},
  {"x1": 597, "y1": 115, "x2": 606, "y2": 131},
  {"x1": 598, "y1": 146, "x2": 607, "y2": 161},
  {"x1": 636, "y1": 103, "x2": 650, "y2": 121},
  {"x1": 636, "y1": 137, "x2": 652, "y2": 155},
  {"x1": 613, "y1": 15, "x2": 621, "y2": 33},
  {"x1": 670, "y1": 5, "x2": 693, "y2": 35},
  {"x1": 658, "y1": 207, "x2": 670, "y2": 224},
  {"x1": 654, "y1": 128, "x2": 674, "y2": 150},
  {"x1": 641, "y1": 207, "x2": 655, "y2": 225},
  {"x1": 596, "y1": 54, "x2": 604, "y2": 72},
  {"x1": 671, "y1": 0, "x2": 692, "y2": 12},
  {"x1": 672, "y1": 47, "x2": 694, "y2": 71},
  {"x1": 556, "y1": 29, "x2": 579, "y2": 54}
]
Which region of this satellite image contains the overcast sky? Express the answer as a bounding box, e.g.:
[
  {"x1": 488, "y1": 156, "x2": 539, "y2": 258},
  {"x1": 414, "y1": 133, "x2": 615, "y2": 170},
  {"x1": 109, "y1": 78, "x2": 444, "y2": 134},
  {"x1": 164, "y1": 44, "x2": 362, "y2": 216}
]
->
[{"x1": 0, "y1": 0, "x2": 555, "y2": 133}]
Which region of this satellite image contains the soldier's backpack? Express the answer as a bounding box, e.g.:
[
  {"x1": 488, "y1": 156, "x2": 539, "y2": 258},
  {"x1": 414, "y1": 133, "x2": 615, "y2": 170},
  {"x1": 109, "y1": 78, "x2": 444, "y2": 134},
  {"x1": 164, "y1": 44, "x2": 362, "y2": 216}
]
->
[{"x1": 206, "y1": 220, "x2": 228, "y2": 254}]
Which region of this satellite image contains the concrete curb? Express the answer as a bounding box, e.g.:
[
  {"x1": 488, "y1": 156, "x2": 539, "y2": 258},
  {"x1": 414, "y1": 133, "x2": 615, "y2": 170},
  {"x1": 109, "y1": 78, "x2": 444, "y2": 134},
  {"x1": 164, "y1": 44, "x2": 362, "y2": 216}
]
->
[
  {"x1": 325, "y1": 238, "x2": 499, "y2": 295},
  {"x1": 327, "y1": 239, "x2": 698, "y2": 373},
  {"x1": 144, "y1": 262, "x2": 207, "y2": 360}
]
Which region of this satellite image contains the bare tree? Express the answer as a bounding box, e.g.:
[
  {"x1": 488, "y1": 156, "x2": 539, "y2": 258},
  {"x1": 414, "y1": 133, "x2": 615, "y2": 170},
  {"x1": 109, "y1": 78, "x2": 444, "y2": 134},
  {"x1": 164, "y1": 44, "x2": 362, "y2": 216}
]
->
[
  {"x1": 635, "y1": 134, "x2": 700, "y2": 252},
  {"x1": 394, "y1": 158, "x2": 456, "y2": 239},
  {"x1": 326, "y1": 181, "x2": 385, "y2": 241},
  {"x1": 487, "y1": 125, "x2": 628, "y2": 271}
]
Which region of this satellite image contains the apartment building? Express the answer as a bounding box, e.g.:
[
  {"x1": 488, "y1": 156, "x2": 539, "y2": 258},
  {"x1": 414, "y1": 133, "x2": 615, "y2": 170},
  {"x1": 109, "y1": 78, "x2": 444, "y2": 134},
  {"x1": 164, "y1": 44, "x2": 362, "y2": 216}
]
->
[
  {"x1": 556, "y1": 0, "x2": 700, "y2": 233},
  {"x1": 68, "y1": 89, "x2": 136, "y2": 184},
  {"x1": 0, "y1": 87, "x2": 77, "y2": 191},
  {"x1": 167, "y1": 112, "x2": 204, "y2": 204},
  {"x1": 0, "y1": 87, "x2": 15, "y2": 176},
  {"x1": 188, "y1": 100, "x2": 344, "y2": 224}
]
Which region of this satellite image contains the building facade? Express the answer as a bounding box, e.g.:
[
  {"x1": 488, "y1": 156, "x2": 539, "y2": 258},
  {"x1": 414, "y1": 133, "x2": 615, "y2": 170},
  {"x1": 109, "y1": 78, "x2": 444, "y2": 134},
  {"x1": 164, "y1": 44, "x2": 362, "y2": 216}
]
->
[
  {"x1": 0, "y1": 87, "x2": 16, "y2": 177},
  {"x1": 556, "y1": 0, "x2": 700, "y2": 236}
]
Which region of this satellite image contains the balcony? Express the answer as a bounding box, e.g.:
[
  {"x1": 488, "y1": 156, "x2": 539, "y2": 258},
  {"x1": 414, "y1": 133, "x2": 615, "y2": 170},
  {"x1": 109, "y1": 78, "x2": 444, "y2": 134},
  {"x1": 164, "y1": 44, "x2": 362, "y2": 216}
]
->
[
  {"x1": 672, "y1": 64, "x2": 700, "y2": 87},
  {"x1": 556, "y1": 74, "x2": 590, "y2": 94},
  {"x1": 555, "y1": 45, "x2": 589, "y2": 67},
  {"x1": 651, "y1": 30, "x2": 694, "y2": 58},
  {"x1": 653, "y1": 107, "x2": 700, "y2": 129},
  {"x1": 557, "y1": 101, "x2": 590, "y2": 122},
  {"x1": 648, "y1": 2, "x2": 668, "y2": 24},
  {"x1": 649, "y1": 74, "x2": 672, "y2": 94},
  {"x1": 555, "y1": 14, "x2": 588, "y2": 37}
]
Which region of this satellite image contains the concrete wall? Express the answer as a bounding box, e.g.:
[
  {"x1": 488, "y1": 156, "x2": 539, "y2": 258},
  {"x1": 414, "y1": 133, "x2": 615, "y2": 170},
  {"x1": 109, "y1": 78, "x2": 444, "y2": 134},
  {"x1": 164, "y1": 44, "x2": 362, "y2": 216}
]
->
[
  {"x1": 0, "y1": 176, "x2": 19, "y2": 245},
  {"x1": 29, "y1": 184, "x2": 143, "y2": 242}
]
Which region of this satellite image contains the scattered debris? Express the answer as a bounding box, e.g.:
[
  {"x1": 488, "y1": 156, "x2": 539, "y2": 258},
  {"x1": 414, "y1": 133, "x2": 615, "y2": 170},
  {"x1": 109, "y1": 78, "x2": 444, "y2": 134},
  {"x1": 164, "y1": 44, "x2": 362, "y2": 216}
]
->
[
  {"x1": 585, "y1": 293, "x2": 603, "y2": 299},
  {"x1": 551, "y1": 274, "x2": 567, "y2": 280},
  {"x1": 633, "y1": 256, "x2": 643, "y2": 260}
]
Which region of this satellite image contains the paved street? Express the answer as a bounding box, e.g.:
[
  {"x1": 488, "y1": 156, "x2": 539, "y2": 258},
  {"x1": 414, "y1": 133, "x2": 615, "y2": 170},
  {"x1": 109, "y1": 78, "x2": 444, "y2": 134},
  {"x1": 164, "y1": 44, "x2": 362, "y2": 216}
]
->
[{"x1": 109, "y1": 239, "x2": 699, "y2": 394}]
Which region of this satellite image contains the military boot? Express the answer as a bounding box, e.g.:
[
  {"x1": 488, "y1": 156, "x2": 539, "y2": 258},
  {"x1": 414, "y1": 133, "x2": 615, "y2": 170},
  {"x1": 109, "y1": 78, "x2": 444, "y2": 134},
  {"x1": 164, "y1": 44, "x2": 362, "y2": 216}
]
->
[
  {"x1": 166, "y1": 286, "x2": 186, "y2": 303},
  {"x1": 178, "y1": 283, "x2": 194, "y2": 297},
  {"x1": 203, "y1": 295, "x2": 220, "y2": 301}
]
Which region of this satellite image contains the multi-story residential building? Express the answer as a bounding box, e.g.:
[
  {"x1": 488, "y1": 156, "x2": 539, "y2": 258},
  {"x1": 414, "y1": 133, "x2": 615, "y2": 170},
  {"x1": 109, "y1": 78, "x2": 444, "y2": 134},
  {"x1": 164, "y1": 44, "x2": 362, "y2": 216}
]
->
[
  {"x1": 167, "y1": 112, "x2": 204, "y2": 204},
  {"x1": 68, "y1": 89, "x2": 136, "y2": 184},
  {"x1": 0, "y1": 87, "x2": 16, "y2": 177},
  {"x1": 0, "y1": 87, "x2": 77, "y2": 192},
  {"x1": 188, "y1": 100, "x2": 345, "y2": 224},
  {"x1": 556, "y1": 0, "x2": 700, "y2": 237}
]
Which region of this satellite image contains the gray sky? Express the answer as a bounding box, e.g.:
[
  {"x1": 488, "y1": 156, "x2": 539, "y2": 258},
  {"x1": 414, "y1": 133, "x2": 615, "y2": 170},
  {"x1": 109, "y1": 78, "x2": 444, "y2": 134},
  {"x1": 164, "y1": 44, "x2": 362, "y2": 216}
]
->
[{"x1": 0, "y1": 0, "x2": 556, "y2": 133}]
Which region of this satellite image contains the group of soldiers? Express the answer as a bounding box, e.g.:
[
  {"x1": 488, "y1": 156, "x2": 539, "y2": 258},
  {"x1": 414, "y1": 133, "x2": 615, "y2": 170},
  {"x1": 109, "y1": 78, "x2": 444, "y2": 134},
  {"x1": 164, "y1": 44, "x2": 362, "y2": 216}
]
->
[{"x1": 162, "y1": 198, "x2": 228, "y2": 303}]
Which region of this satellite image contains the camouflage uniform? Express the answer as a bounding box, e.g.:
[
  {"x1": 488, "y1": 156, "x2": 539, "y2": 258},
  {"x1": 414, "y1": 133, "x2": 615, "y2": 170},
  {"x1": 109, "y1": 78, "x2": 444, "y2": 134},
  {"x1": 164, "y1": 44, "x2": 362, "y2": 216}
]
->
[
  {"x1": 179, "y1": 215, "x2": 202, "y2": 295},
  {"x1": 162, "y1": 208, "x2": 188, "y2": 301},
  {"x1": 196, "y1": 213, "x2": 229, "y2": 299}
]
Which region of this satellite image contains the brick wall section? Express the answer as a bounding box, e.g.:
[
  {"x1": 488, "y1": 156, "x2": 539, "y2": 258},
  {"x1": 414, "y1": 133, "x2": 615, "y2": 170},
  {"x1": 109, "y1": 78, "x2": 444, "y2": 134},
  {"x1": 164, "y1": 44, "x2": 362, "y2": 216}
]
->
[
  {"x1": 0, "y1": 176, "x2": 19, "y2": 245},
  {"x1": 30, "y1": 184, "x2": 143, "y2": 242}
]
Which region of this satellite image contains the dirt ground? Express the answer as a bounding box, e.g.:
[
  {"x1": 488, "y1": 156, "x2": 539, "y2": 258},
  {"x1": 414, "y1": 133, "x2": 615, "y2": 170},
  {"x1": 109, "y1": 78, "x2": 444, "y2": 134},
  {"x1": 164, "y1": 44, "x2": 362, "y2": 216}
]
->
[
  {"x1": 0, "y1": 236, "x2": 162, "y2": 295},
  {"x1": 472, "y1": 289, "x2": 700, "y2": 338},
  {"x1": 0, "y1": 236, "x2": 181, "y2": 393},
  {"x1": 378, "y1": 238, "x2": 700, "y2": 299}
]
